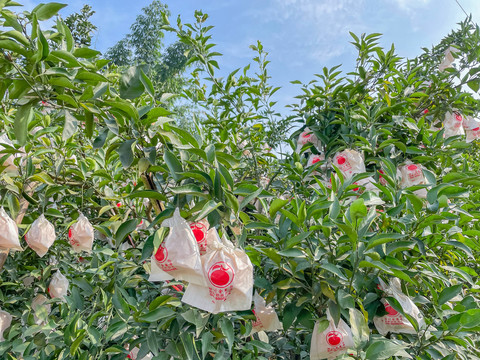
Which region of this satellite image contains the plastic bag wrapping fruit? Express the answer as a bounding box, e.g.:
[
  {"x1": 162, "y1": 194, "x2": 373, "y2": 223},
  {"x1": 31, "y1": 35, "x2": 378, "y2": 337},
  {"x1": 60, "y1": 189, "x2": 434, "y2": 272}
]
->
[
  {"x1": 463, "y1": 116, "x2": 480, "y2": 143},
  {"x1": 443, "y1": 111, "x2": 465, "y2": 138},
  {"x1": 332, "y1": 150, "x2": 365, "y2": 179},
  {"x1": 296, "y1": 127, "x2": 322, "y2": 154},
  {"x1": 310, "y1": 311, "x2": 354, "y2": 360},
  {"x1": 68, "y1": 213, "x2": 94, "y2": 253},
  {"x1": 439, "y1": 45, "x2": 460, "y2": 71},
  {"x1": 189, "y1": 218, "x2": 210, "y2": 255},
  {"x1": 0, "y1": 309, "x2": 12, "y2": 341},
  {"x1": 48, "y1": 270, "x2": 69, "y2": 299},
  {"x1": 25, "y1": 214, "x2": 56, "y2": 257},
  {"x1": 397, "y1": 162, "x2": 427, "y2": 198},
  {"x1": 373, "y1": 278, "x2": 425, "y2": 335},
  {"x1": 0, "y1": 207, "x2": 22, "y2": 251},
  {"x1": 181, "y1": 230, "x2": 253, "y2": 314},
  {"x1": 251, "y1": 292, "x2": 282, "y2": 334},
  {"x1": 31, "y1": 294, "x2": 51, "y2": 325},
  {"x1": 148, "y1": 208, "x2": 205, "y2": 285}
]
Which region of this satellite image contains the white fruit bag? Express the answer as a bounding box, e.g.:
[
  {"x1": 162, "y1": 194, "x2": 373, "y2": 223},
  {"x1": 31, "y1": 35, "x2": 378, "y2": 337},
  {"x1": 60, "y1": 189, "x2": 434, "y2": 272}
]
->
[
  {"x1": 439, "y1": 45, "x2": 460, "y2": 71},
  {"x1": 444, "y1": 111, "x2": 465, "y2": 138},
  {"x1": 463, "y1": 116, "x2": 480, "y2": 143},
  {"x1": 68, "y1": 213, "x2": 94, "y2": 253},
  {"x1": 32, "y1": 294, "x2": 51, "y2": 325},
  {"x1": 373, "y1": 278, "x2": 425, "y2": 335},
  {"x1": 189, "y1": 218, "x2": 209, "y2": 255},
  {"x1": 398, "y1": 162, "x2": 427, "y2": 198},
  {"x1": 296, "y1": 127, "x2": 321, "y2": 153},
  {"x1": 310, "y1": 312, "x2": 354, "y2": 360},
  {"x1": 181, "y1": 230, "x2": 253, "y2": 314},
  {"x1": 0, "y1": 207, "x2": 22, "y2": 251},
  {"x1": 48, "y1": 270, "x2": 69, "y2": 299},
  {"x1": 148, "y1": 208, "x2": 205, "y2": 285},
  {"x1": 251, "y1": 292, "x2": 282, "y2": 333},
  {"x1": 127, "y1": 347, "x2": 153, "y2": 360},
  {"x1": 332, "y1": 150, "x2": 365, "y2": 179},
  {"x1": 25, "y1": 214, "x2": 56, "y2": 257},
  {"x1": 0, "y1": 309, "x2": 12, "y2": 341}
]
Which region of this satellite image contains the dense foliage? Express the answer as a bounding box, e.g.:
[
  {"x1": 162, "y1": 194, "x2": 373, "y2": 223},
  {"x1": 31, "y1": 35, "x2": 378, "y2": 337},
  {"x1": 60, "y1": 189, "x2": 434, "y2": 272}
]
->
[{"x1": 1, "y1": 1, "x2": 480, "y2": 360}]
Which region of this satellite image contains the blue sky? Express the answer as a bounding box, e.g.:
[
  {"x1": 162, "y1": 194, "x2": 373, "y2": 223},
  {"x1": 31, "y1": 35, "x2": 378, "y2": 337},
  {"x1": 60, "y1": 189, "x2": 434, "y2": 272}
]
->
[{"x1": 22, "y1": 0, "x2": 480, "y2": 109}]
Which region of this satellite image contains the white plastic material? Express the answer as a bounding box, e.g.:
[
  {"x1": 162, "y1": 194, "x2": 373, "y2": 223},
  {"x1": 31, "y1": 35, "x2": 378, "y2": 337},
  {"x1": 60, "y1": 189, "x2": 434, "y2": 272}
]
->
[
  {"x1": 32, "y1": 294, "x2": 51, "y2": 325},
  {"x1": 310, "y1": 312, "x2": 354, "y2": 360},
  {"x1": 373, "y1": 278, "x2": 425, "y2": 335},
  {"x1": 463, "y1": 116, "x2": 480, "y2": 143},
  {"x1": 0, "y1": 309, "x2": 12, "y2": 341},
  {"x1": 149, "y1": 208, "x2": 205, "y2": 285},
  {"x1": 251, "y1": 292, "x2": 282, "y2": 333},
  {"x1": 355, "y1": 177, "x2": 378, "y2": 193},
  {"x1": 296, "y1": 127, "x2": 321, "y2": 153},
  {"x1": 25, "y1": 214, "x2": 56, "y2": 257},
  {"x1": 190, "y1": 219, "x2": 210, "y2": 255},
  {"x1": 68, "y1": 213, "x2": 94, "y2": 253},
  {"x1": 181, "y1": 229, "x2": 253, "y2": 314},
  {"x1": 398, "y1": 162, "x2": 427, "y2": 198},
  {"x1": 0, "y1": 207, "x2": 22, "y2": 251},
  {"x1": 332, "y1": 150, "x2": 365, "y2": 179},
  {"x1": 439, "y1": 46, "x2": 460, "y2": 71},
  {"x1": 444, "y1": 111, "x2": 465, "y2": 138},
  {"x1": 48, "y1": 270, "x2": 69, "y2": 299},
  {"x1": 127, "y1": 347, "x2": 153, "y2": 360}
]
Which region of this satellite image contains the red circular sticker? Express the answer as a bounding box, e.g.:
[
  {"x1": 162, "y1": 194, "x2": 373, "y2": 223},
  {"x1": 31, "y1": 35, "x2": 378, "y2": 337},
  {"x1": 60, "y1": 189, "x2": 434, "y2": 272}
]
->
[
  {"x1": 455, "y1": 114, "x2": 462, "y2": 121},
  {"x1": 407, "y1": 164, "x2": 417, "y2": 171},
  {"x1": 190, "y1": 222, "x2": 207, "y2": 243},
  {"x1": 208, "y1": 261, "x2": 234, "y2": 288},
  {"x1": 337, "y1": 156, "x2": 346, "y2": 165},
  {"x1": 312, "y1": 156, "x2": 321, "y2": 164},
  {"x1": 302, "y1": 132, "x2": 311, "y2": 138},
  {"x1": 384, "y1": 303, "x2": 398, "y2": 316},
  {"x1": 154, "y1": 245, "x2": 168, "y2": 263},
  {"x1": 326, "y1": 330, "x2": 343, "y2": 346}
]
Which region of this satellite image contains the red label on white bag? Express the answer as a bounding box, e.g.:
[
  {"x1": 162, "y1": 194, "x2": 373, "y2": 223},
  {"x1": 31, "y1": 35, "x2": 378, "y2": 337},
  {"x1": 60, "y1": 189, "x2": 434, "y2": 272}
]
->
[
  {"x1": 190, "y1": 222, "x2": 207, "y2": 254},
  {"x1": 383, "y1": 302, "x2": 404, "y2": 325},
  {"x1": 299, "y1": 132, "x2": 313, "y2": 145},
  {"x1": 326, "y1": 330, "x2": 346, "y2": 353},
  {"x1": 335, "y1": 155, "x2": 352, "y2": 174},
  {"x1": 208, "y1": 261, "x2": 234, "y2": 301},
  {"x1": 68, "y1": 227, "x2": 79, "y2": 247},
  {"x1": 407, "y1": 164, "x2": 422, "y2": 180},
  {"x1": 155, "y1": 245, "x2": 177, "y2": 272},
  {"x1": 252, "y1": 309, "x2": 263, "y2": 328},
  {"x1": 455, "y1": 113, "x2": 463, "y2": 127}
]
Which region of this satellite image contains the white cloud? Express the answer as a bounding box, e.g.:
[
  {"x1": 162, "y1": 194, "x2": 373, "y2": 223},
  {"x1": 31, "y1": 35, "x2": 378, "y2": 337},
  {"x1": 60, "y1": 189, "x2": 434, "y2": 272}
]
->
[
  {"x1": 255, "y1": 0, "x2": 367, "y2": 63},
  {"x1": 388, "y1": 0, "x2": 431, "y2": 14}
]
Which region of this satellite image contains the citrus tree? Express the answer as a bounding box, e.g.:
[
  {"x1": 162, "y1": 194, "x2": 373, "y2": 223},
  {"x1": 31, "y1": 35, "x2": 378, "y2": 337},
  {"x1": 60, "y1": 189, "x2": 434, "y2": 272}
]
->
[{"x1": 0, "y1": 1, "x2": 480, "y2": 360}]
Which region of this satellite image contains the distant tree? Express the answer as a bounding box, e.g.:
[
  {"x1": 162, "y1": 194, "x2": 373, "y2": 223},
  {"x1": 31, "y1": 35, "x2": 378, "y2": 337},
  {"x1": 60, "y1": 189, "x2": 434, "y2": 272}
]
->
[
  {"x1": 105, "y1": 1, "x2": 191, "y2": 95},
  {"x1": 64, "y1": 4, "x2": 97, "y2": 47}
]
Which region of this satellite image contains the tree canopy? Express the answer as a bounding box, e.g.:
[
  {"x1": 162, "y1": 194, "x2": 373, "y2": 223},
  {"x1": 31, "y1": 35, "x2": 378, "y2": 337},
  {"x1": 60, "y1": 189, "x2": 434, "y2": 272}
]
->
[{"x1": 0, "y1": 1, "x2": 480, "y2": 360}]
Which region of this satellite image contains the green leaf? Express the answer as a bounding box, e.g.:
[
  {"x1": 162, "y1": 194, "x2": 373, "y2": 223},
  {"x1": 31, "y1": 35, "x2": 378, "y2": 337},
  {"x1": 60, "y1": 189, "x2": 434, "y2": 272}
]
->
[
  {"x1": 62, "y1": 111, "x2": 78, "y2": 141},
  {"x1": 115, "y1": 219, "x2": 138, "y2": 244},
  {"x1": 365, "y1": 340, "x2": 410, "y2": 360},
  {"x1": 117, "y1": 139, "x2": 136, "y2": 169},
  {"x1": 201, "y1": 332, "x2": 214, "y2": 360},
  {"x1": 460, "y1": 309, "x2": 480, "y2": 328},
  {"x1": 73, "y1": 47, "x2": 100, "y2": 58},
  {"x1": 219, "y1": 318, "x2": 234, "y2": 351},
  {"x1": 119, "y1": 65, "x2": 146, "y2": 99},
  {"x1": 195, "y1": 200, "x2": 221, "y2": 221},
  {"x1": 269, "y1": 198, "x2": 289, "y2": 218},
  {"x1": 349, "y1": 308, "x2": 369, "y2": 346},
  {"x1": 349, "y1": 198, "x2": 367, "y2": 223},
  {"x1": 320, "y1": 262, "x2": 347, "y2": 280},
  {"x1": 329, "y1": 194, "x2": 340, "y2": 219},
  {"x1": 14, "y1": 104, "x2": 33, "y2": 146},
  {"x1": 140, "y1": 69, "x2": 155, "y2": 98},
  {"x1": 138, "y1": 307, "x2": 175, "y2": 322},
  {"x1": 128, "y1": 190, "x2": 167, "y2": 202},
  {"x1": 239, "y1": 187, "x2": 262, "y2": 210},
  {"x1": 34, "y1": 2, "x2": 67, "y2": 21},
  {"x1": 438, "y1": 285, "x2": 463, "y2": 305},
  {"x1": 366, "y1": 233, "x2": 405, "y2": 250},
  {"x1": 164, "y1": 149, "x2": 183, "y2": 181}
]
